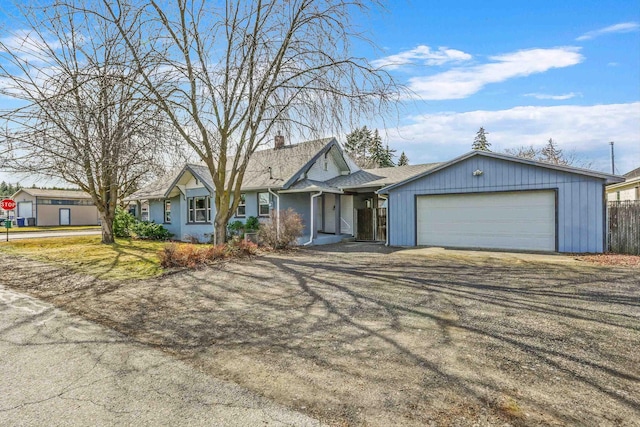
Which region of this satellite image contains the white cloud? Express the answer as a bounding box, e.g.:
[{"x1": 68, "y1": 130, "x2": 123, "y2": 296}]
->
[
  {"x1": 576, "y1": 22, "x2": 640, "y2": 41},
  {"x1": 372, "y1": 45, "x2": 472, "y2": 70},
  {"x1": 0, "y1": 30, "x2": 61, "y2": 64},
  {"x1": 388, "y1": 102, "x2": 640, "y2": 174},
  {"x1": 524, "y1": 92, "x2": 580, "y2": 100},
  {"x1": 407, "y1": 47, "x2": 584, "y2": 100}
]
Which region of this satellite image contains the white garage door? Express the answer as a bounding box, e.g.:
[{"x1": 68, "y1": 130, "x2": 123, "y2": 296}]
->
[{"x1": 416, "y1": 191, "x2": 555, "y2": 251}]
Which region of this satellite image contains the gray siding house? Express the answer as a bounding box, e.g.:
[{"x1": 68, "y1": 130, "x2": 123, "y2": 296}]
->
[
  {"x1": 132, "y1": 138, "x2": 622, "y2": 253},
  {"x1": 379, "y1": 151, "x2": 623, "y2": 253}
]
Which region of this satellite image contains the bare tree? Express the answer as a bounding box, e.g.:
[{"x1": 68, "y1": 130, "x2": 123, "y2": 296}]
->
[
  {"x1": 0, "y1": 0, "x2": 171, "y2": 243},
  {"x1": 505, "y1": 139, "x2": 593, "y2": 168},
  {"x1": 103, "y1": 0, "x2": 398, "y2": 244}
]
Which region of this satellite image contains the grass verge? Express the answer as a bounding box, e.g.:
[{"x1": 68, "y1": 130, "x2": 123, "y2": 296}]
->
[{"x1": 0, "y1": 235, "x2": 164, "y2": 280}]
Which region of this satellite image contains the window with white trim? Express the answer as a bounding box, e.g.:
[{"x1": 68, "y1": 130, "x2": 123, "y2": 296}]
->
[
  {"x1": 164, "y1": 200, "x2": 171, "y2": 223},
  {"x1": 258, "y1": 192, "x2": 270, "y2": 217},
  {"x1": 236, "y1": 193, "x2": 246, "y2": 217},
  {"x1": 188, "y1": 196, "x2": 211, "y2": 223}
]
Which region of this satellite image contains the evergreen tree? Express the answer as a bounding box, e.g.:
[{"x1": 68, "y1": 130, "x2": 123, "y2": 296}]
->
[
  {"x1": 472, "y1": 127, "x2": 491, "y2": 151},
  {"x1": 397, "y1": 151, "x2": 409, "y2": 166},
  {"x1": 345, "y1": 126, "x2": 372, "y2": 168},
  {"x1": 369, "y1": 129, "x2": 395, "y2": 167}
]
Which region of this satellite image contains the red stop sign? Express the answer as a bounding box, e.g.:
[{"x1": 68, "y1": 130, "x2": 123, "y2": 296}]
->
[{"x1": 1, "y1": 199, "x2": 16, "y2": 210}]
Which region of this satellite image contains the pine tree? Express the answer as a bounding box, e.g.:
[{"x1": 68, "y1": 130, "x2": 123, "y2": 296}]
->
[
  {"x1": 345, "y1": 126, "x2": 372, "y2": 168},
  {"x1": 369, "y1": 129, "x2": 395, "y2": 167},
  {"x1": 472, "y1": 127, "x2": 491, "y2": 151},
  {"x1": 397, "y1": 151, "x2": 409, "y2": 166}
]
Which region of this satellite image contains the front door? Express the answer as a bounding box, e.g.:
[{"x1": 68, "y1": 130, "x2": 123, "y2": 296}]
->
[{"x1": 59, "y1": 208, "x2": 71, "y2": 226}]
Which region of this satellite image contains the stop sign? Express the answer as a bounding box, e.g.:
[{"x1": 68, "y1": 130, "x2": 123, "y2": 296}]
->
[{"x1": 1, "y1": 199, "x2": 16, "y2": 210}]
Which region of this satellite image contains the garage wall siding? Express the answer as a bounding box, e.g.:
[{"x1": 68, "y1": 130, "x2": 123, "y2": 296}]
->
[{"x1": 387, "y1": 156, "x2": 606, "y2": 253}]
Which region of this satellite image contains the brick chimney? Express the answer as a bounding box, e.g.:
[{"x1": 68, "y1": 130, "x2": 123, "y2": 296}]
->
[{"x1": 274, "y1": 132, "x2": 285, "y2": 149}]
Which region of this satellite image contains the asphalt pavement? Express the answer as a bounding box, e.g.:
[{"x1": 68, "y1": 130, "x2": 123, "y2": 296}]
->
[{"x1": 0, "y1": 285, "x2": 321, "y2": 426}]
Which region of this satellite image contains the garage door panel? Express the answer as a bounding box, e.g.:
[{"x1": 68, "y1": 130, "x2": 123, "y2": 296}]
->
[{"x1": 417, "y1": 191, "x2": 555, "y2": 251}]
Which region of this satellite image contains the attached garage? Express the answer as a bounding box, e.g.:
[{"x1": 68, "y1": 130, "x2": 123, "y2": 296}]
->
[
  {"x1": 381, "y1": 151, "x2": 623, "y2": 253},
  {"x1": 416, "y1": 190, "x2": 556, "y2": 251}
]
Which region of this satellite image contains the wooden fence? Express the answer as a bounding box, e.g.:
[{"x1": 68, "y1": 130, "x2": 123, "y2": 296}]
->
[{"x1": 608, "y1": 200, "x2": 640, "y2": 255}]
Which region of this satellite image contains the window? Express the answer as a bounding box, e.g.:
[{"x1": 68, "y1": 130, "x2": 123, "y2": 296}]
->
[
  {"x1": 188, "y1": 196, "x2": 211, "y2": 223},
  {"x1": 236, "y1": 193, "x2": 246, "y2": 217},
  {"x1": 37, "y1": 198, "x2": 93, "y2": 206},
  {"x1": 164, "y1": 200, "x2": 171, "y2": 223},
  {"x1": 258, "y1": 192, "x2": 270, "y2": 216}
]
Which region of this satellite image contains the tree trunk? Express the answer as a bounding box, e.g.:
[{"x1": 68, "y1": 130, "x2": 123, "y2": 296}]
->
[
  {"x1": 100, "y1": 211, "x2": 115, "y2": 244},
  {"x1": 214, "y1": 217, "x2": 226, "y2": 245}
]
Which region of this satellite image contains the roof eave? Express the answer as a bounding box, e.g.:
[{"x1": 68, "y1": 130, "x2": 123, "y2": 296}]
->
[
  {"x1": 379, "y1": 150, "x2": 625, "y2": 193},
  {"x1": 281, "y1": 137, "x2": 338, "y2": 189}
]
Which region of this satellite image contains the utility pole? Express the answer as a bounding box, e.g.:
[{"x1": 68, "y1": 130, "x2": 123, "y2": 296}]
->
[{"x1": 609, "y1": 141, "x2": 615, "y2": 174}]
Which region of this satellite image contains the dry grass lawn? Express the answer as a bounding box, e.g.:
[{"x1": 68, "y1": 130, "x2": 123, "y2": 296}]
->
[
  {"x1": 0, "y1": 236, "x2": 164, "y2": 280},
  {"x1": 2, "y1": 242, "x2": 639, "y2": 426}
]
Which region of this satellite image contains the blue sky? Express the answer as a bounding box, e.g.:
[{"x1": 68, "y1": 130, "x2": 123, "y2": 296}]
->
[
  {"x1": 357, "y1": 0, "x2": 640, "y2": 174},
  {"x1": 0, "y1": 0, "x2": 638, "y2": 187}
]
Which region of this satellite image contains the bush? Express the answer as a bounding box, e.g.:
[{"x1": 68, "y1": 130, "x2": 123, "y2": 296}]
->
[
  {"x1": 245, "y1": 216, "x2": 260, "y2": 232},
  {"x1": 113, "y1": 207, "x2": 136, "y2": 238},
  {"x1": 258, "y1": 208, "x2": 304, "y2": 249},
  {"x1": 159, "y1": 243, "x2": 225, "y2": 268},
  {"x1": 158, "y1": 240, "x2": 258, "y2": 269},
  {"x1": 133, "y1": 221, "x2": 173, "y2": 240},
  {"x1": 226, "y1": 238, "x2": 259, "y2": 257},
  {"x1": 227, "y1": 220, "x2": 245, "y2": 238}
]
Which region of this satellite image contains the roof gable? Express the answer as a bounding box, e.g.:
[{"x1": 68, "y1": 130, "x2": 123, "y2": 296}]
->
[
  {"x1": 13, "y1": 188, "x2": 91, "y2": 199},
  {"x1": 624, "y1": 166, "x2": 640, "y2": 179},
  {"x1": 379, "y1": 150, "x2": 625, "y2": 193}
]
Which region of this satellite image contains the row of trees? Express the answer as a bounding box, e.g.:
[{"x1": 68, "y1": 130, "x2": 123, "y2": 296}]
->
[
  {"x1": 345, "y1": 126, "x2": 409, "y2": 168},
  {"x1": 0, "y1": 0, "x2": 398, "y2": 244},
  {"x1": 472, "y1": 127, "x2": 588, "y2": 167},
  {"x1": 0, "y1": 181, "x2": 21, "y2": 197}
]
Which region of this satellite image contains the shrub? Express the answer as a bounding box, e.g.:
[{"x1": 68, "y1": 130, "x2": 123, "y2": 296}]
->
[
  {"x1": 159, "y1": 243, "x2": 226, "y2": 268},
  {"x1": 133, "y1": 221, "x2": 173, "y2": 240},
  {"x1": 226, "y1": 238, "x2": 259, "y2": 257},
  {"x1": 113, "y1": 207, "x2": 136, "y2": 238},
  {"x1": 227, "y1": 220, "x2": 245, "y2": 238},
  {"x1": 258, "y1": 208, "x2": 304, "y2": 249},
  {"x1": 158, "y1": 240, "x2": 257, "y2": 269},
  {"x1": 245, "y1": 216, "x2": 260, "y2": 232}
]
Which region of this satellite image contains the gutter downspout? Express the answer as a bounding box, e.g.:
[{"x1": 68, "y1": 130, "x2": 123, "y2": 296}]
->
[
  {"x1": 304, "y1": 191, "x2": 323, "y2": 246},
  {"x1": 268, "y1": 188, "x2": 280, "y2": 241}
]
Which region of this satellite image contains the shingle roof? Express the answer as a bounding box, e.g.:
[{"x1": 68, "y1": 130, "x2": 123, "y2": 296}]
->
[
  {"x1": 280, "y1": 179, "x2": 342, "y2": 194},
  {"x1": 240, "y1": 137, "x2": 335, "y2": 189},
  {"x1": 14, "y1": 188, "x2": 91, "y2": 199},
  {"x1": 127, "y1": 169, "x2": 183, "y2": 200},
  {"x1": 129, "y1": 137, "x2": 337, "y2": 199},
  {"x1": 327, "y1": 163, "x2": 443, "y2": 189},
  {"x1": 623, "y1": 166, "x2": 640, "y2": 179}
]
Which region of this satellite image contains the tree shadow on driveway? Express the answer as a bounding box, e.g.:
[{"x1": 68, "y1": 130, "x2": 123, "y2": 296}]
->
[{"x1": 2, "y1": 245, "x2": 639, "y2": 426}]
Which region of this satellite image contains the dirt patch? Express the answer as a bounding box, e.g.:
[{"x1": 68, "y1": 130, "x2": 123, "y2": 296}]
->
[
  {"x1": 576, "y1": 253, "x2": 640, "y2": 268},
  {"x1": 3, "y1": 243, "x2": 639, "y2": 426}
]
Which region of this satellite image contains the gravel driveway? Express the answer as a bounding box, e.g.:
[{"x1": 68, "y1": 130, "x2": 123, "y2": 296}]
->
[{"x1": 3, "y1": 243, "x2": 639, "y2": 426}]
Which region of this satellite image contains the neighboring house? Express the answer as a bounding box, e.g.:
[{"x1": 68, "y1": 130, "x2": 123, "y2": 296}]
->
[
  {"x1": 378, "y1": 150, "x2": 623, "y2": 253},
  {"x1": 10, "y1": 188, "x2": 100, "y2": 226},
  {"x1": 606, "y1": 166, "x2": 640, "y2": 201},
  {"x1": 132, "y1": 139, "x2": 623, "y2": 253}
]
